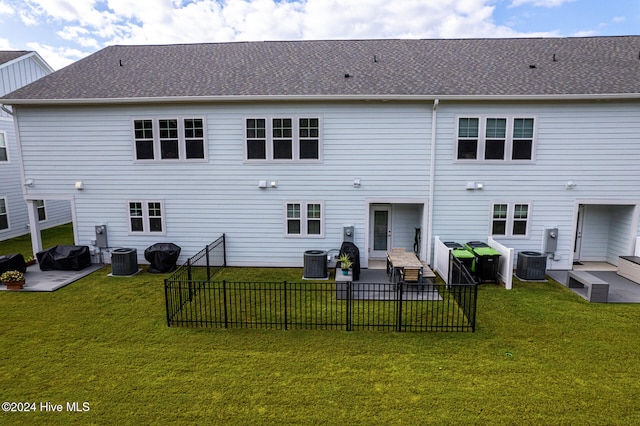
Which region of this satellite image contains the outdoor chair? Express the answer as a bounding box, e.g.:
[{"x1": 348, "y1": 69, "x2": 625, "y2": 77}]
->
[{"x1": 399, "y1": 267, "x2": 424, "y2": 291}]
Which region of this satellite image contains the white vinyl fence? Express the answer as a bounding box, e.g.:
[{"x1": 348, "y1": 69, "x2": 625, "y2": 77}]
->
[{"x1": 434, "y1": 236, "x2": 514, "y2": 289}]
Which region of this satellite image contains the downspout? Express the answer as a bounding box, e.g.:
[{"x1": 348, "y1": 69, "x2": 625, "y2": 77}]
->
[
  {"x1": 1, "y1": 104, "x2": 13, "y2": 116},
  {"x1": 426, "y1": 99, "x2": 439, "y2": 265}
]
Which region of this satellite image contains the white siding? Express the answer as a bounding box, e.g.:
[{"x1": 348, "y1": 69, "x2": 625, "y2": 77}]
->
[
  {"x1": 0, "y1": 53, "x2": 65, "y2": 242},
  {"x1": 432, "y1": 101, "x2": 640, "y2": 270},
  {"x1": 16, "y1": 102, "x2": 432, "y2": 266}
]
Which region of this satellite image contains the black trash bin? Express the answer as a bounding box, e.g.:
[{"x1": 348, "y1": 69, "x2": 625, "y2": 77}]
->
[
  {"x1": 464, "y1": 241, "x2": 501, "y2": 283},
  {"x1": 144, "y1": 243, "x2": 181, "y2": 273},
  {"x1": 444, "y1": 242, "x2": 475, "y2": 271},
  {"x1": 36, "y1": 245, "x2": 91, "y2": 271},
  {"x1": 338, "y1": 242, "x2": 360, "y2": 281}
]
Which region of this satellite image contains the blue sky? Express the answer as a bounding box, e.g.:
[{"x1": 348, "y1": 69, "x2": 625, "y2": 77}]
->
[{"x1": 0, "y1": 0, "x2": 638, "y2": 70}]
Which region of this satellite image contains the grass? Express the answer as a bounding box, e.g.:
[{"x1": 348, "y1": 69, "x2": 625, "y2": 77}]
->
[
  {"x1": 1, "y1": 240, "x2": 640, "y2": 424},
  {"x1": 0, "y1": 223, "x2": 74, "y2": 259}
]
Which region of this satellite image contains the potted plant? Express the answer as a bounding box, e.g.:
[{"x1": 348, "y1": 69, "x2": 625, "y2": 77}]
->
[
  {"x1": 337, "y1": 253, "x2": 353, "y2": 275},
  {"x1": 24, "y1": 255, "x2": 36, "y2": 267},
  {"x1": 1, "y1": 270, "x2": 26, "y2": 290}
]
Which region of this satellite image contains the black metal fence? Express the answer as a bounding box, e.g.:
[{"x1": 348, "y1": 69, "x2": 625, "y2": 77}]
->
[
  {"x1": 165, "y1": 281, "x2": 477, "y2": 332},
  {"x1": 164, "y1": 237, "x2": 477, "y2": 332}
]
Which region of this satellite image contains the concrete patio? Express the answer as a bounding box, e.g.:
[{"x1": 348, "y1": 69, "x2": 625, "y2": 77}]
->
[
  {"x1": 0, "y1": 263, "x2": 105, "y2": 292},
  {"x1": 546, "y1": 262, "x2": 640, "y2": 303}
]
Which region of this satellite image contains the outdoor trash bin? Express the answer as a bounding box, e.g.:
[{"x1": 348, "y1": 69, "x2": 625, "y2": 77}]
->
[
  {"x1": 464, "y1": 241, "x2": 501, "y2": 283},
  {"x1": 444, "y1": 241, "x2": 475, "y2": 271},
  {"x1": 36, "y1": 245, "x2": 91, "y2": 271},
  {"x1": 144, "y1": 242, "x2": 181, "y2": 273}
]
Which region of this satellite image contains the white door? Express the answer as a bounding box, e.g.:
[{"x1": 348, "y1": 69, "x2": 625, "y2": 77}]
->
[
  {"x1": 574, "y1": 205, "x2": 585, "y2": 261},
  {"x1": 370, "y1": 205, "x2": 391, "y2": 258}
]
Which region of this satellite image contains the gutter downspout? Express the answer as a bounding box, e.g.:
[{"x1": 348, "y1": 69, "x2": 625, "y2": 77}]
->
[
  {"x1": 1, "y1": 104, "x2": 13, "y2": 116},
  {"x1": 426, "y1": 99, "x2": 439, "y2": 266}
]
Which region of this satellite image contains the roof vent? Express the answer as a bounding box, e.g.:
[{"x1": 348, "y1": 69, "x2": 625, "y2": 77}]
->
[
  {"x1": 344, "y1": 73, "x2": 351, "y2": 78},
  {"x1": 529, "y1": 64, "x2": 536, "y2": 69}
]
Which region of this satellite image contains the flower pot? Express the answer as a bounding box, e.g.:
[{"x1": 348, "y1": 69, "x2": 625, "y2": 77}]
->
[
  {"x1": 4, "y1": 280, "x2": 25, "y2": 290},
  {"x1": 341, "y1": 269, "x2": 349, "y2": 276}
]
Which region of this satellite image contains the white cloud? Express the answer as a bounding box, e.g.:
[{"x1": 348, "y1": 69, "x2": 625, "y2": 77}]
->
[
  {"x1": 5, "y1": 0, "x2": 569, "y2": 69},
  {"x1": 25, "y1": 41, "x2": 87, "y2": 69},
  {"x1": 0, "y1": 2, "x2": 14, "y2": 15}
]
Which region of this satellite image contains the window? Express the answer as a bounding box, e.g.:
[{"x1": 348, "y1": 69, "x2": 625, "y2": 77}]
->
[
  {"x1": 246, "y1": 117, "x2": 321, "y2": 161},
  {"x1": 285, "y1": 202, "x2": 323, "y2": 237},
  {"x1": 133, "y1": 118, "x2": 205, "y2": 161},
  {"x1": 0, "y1": 132, "x2": 7, "y2": 162},
  {"x1": 0, "y1": 198, "x2": 8, "y2": 230},
  {"x1": 36, "y1": 200, "x2": 46, "y2": 222},
  {"x1": 128, "y1": 201, "x2": 165, "y2": 234},
  {"x1": 491, "y1": 203, "x2": 530, "y2": 237},
  {"x1": 457, "y1": 116, "x2": 535, "y2": 162}
]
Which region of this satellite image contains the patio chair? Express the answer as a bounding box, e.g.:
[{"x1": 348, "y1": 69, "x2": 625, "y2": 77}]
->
[{"x1": 399, "y1": 267, "x2": 424, "y2": 291}]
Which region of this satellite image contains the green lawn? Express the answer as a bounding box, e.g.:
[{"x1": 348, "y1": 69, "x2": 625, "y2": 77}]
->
[
  {"x1": 0, "y1": 223, "x2": 74, "y2": 259},
  {"x1": 1, "y1": 249, "x2": 639, "y2": 424}
]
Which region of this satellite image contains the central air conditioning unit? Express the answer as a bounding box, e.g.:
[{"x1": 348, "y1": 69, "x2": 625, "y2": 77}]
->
[
  {"x1": 111, "y1": 248, "x2": 138, "y2": 276},
  {"x1": 516, "y1": 251, "x2": 547, "y2": 280}
]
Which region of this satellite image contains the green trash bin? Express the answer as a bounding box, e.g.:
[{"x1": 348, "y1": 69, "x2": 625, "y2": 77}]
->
[
  {"x1": 465, "y1": 241, "x2": 501, "y2": 283},
  {"x1": 444, "y1": 242, "x2": 475, "y2": 271}
]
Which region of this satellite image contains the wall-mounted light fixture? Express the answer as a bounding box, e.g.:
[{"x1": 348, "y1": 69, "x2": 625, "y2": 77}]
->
[
  {"x1": 466, "y1": 181, "x2": 483, "y2": 190},
  {"x1": 270, "y1": 181, "x2": 277, "y2": 188},
  {"x1": 353, "y1": 178, "x2": 361, "y2": 188},
  {"x1": 75, "y1": 181, "x2": 84, "y2": 190},
  {"x1": 565, "y1": 181, "x2": 576, "y2": 190},
  {"x1": 24, "y1": 178, "x2": 34, "y2": 187}
]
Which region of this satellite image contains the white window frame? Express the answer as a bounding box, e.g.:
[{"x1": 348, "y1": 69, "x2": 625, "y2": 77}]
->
[
  {"x1": 455, "y1": 116, "x2": 536, "y2": 163},
  {"x1": 127, "y1": 200, "x2": 166, "y2": 235},
  {"x1": 132, "y1": 117, "x2": 207, "y2": 162},
  {"x1": 244, "y1": 116, "x2": 322, "y2": 162},
  {"x1": 36, "y1": 200, "x2": 46, "y2": 222},
  {"x1": 284, "y1": 201, "x2": 324, "y2": 238},
  {"x1": 0, "y1": 197, "x2": 8, "y2": 231},
  {"x1": 490, "y1": 202, "x2": 531, "y2": 238},
  {"x1": 0, "y1": 132, "x2": 8, "y2": 162}
]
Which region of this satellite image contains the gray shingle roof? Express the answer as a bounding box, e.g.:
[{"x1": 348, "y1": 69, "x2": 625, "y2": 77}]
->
[
  {"x1": 0, "y1": 51, "x2": 31, "y2": 67},
  {"x1": 2, "y1": 37, "x2": 640, "y2": 103}
]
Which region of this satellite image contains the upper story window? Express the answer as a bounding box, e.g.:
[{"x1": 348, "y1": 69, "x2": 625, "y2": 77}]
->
[
  {"x1": 128, "y1": 201, "x2": 165, "y2": 234},
  {"x1": 285, "y1": 202, "x2": 324, "y2": 237},
  {"x1": 246, "y1": 117, "x2": 321, "y2": 161},
  {"x1": 491, "y1": 202, "x2": 530, "y2": 237},
  {"x1": 133, "y1": 118, "x2": 206, "y2": 161},
  {"x1": 0, "y1": 132, "x2": 7, "y2": 162},
  {"x1": 457, "y1": 116, "x2": 535, "y2": 162}
]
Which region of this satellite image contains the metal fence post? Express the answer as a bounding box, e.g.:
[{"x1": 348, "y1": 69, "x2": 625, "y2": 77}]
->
[
  {"x1": 284, "y1": 281, "x2": 288, "y2": 331},
  {"x1": 223, "y1": 280, "x2": 228, "y2": 328},
  {"x1": 346, "y1": 281, "x2": 352, "y2": 331},
  {"x1": 206, "y1": 244, "x2": 211, "y2": 281}
]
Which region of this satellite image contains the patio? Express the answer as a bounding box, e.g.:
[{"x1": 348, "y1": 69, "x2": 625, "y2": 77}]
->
[
  {"x1": 0, "y1": 263, "x2": 104, "y2": 292},
  {"x1": 546, "y1": 262, "x2": 640, "y2": 303}
]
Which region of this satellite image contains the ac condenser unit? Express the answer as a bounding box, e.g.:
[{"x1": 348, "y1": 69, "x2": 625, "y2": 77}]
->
[
  {"x1": 111, "y1": 248, "x2": 138, "y2": 276},
  {"x1": 516, "y1": 251, "x2": 547, "y2": 280}
]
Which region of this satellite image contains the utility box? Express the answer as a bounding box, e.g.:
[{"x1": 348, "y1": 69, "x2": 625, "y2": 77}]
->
[
  {"x1": 95, "y1": 225, "x2": 108, "y2": 248},
  {"x1": 343, "y1": 225, "x2": 354, "y2": 243},
  {"x1": 544, "y1": 228, "x2": 558, "y2": 253}
]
